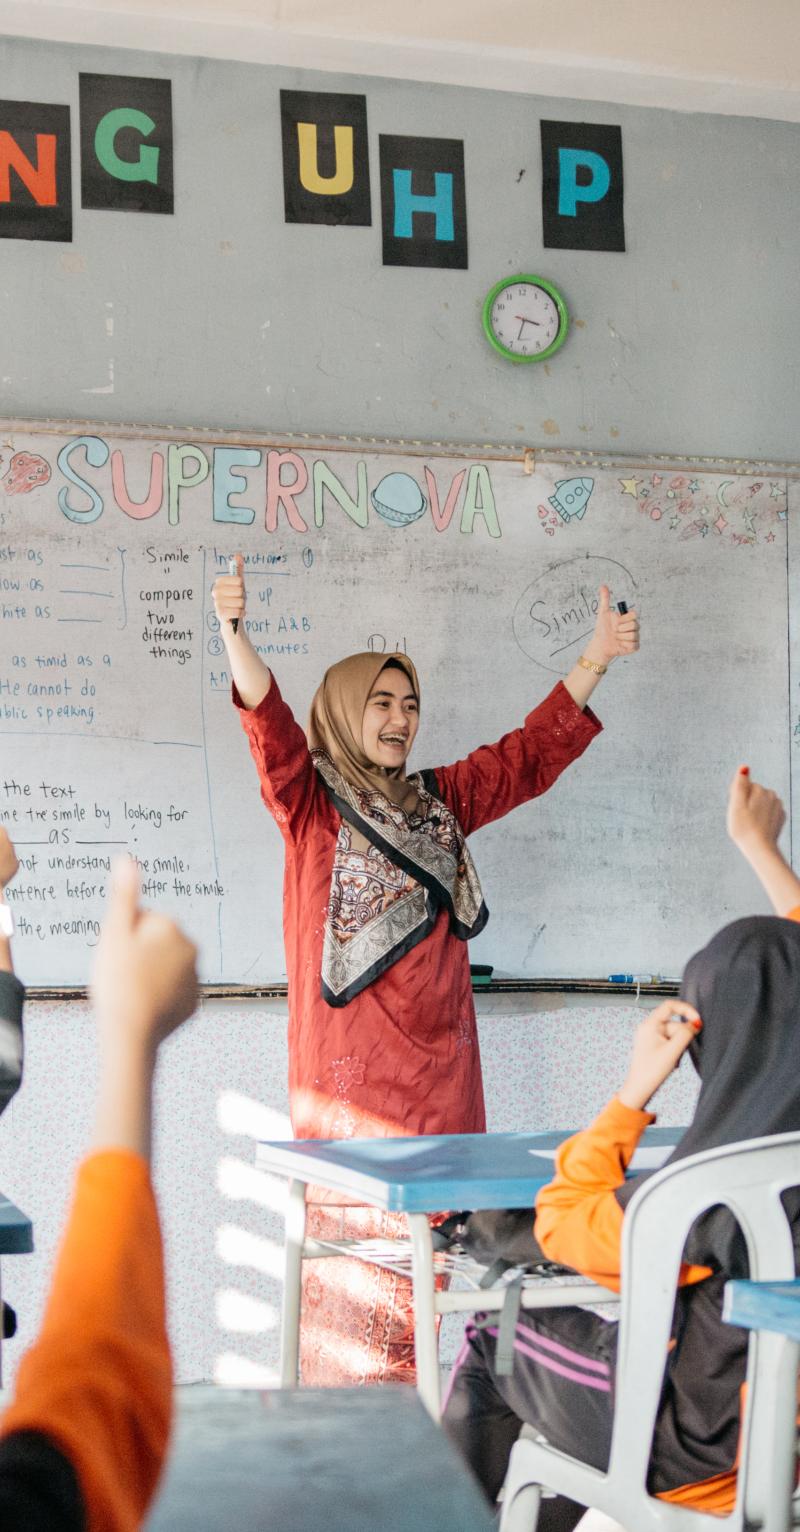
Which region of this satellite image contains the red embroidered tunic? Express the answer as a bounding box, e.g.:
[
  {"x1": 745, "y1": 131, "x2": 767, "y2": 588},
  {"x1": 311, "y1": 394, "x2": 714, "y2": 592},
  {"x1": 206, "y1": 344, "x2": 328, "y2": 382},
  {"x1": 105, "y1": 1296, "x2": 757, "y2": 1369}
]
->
[{"x1": 236, "y1": 679, "x2": 601, "y2": 1143}]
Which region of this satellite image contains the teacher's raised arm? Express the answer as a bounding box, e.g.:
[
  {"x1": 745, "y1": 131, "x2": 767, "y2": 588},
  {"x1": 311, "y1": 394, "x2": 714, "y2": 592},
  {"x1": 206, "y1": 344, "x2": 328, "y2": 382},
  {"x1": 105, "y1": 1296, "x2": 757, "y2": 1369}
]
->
[
  {"x1": 211, "y1": 552, "x2": 272, "y2": 709},
  {"x1": 562, "y1": 584, "x2": 640, "y2": 710}
]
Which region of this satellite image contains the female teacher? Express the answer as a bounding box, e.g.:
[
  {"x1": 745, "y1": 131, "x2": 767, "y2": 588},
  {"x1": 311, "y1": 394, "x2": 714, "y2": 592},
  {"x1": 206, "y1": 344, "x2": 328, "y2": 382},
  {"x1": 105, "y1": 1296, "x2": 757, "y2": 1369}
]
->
[{"x1": 213, "y1": 559, "x2": 639, "y2": 1386}]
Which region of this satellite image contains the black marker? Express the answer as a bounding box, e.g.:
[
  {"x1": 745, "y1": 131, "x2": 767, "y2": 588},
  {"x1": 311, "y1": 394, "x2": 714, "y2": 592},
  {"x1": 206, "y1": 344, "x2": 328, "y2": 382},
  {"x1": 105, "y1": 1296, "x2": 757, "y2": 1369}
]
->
[
  {"x1": 228, "y1": 557, "x2": 239, "y2": 635},
  {"x1": 617, "y1": 600, "x2": 628, "y2": 614}
]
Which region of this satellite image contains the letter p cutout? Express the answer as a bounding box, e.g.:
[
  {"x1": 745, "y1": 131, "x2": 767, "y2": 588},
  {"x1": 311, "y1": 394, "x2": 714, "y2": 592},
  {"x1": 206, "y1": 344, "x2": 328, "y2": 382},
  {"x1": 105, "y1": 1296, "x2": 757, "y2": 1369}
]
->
[
  {"x1": 541, "y1": 121, "x2": 625, "y2": 253},
  {"x1": 557, "y1": 148, "x2": 610, "y2": 217}
]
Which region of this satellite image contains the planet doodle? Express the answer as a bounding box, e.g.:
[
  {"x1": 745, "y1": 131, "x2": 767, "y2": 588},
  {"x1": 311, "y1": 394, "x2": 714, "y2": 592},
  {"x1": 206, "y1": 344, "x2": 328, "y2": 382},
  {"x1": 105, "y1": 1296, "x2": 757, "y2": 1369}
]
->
[
  {"x1": 371, "y1": 472, "x2": 427, "y2": 527},
  {"x1": 2, "y1": 452, "x2": 51, "y2": 495}
]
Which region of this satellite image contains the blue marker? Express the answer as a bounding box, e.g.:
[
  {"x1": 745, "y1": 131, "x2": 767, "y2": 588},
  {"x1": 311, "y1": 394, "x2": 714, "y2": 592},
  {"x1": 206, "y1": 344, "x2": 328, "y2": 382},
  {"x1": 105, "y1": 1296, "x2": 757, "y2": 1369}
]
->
[{"x1": 608, "y1": 973, "x2": 662, "y2": 985}]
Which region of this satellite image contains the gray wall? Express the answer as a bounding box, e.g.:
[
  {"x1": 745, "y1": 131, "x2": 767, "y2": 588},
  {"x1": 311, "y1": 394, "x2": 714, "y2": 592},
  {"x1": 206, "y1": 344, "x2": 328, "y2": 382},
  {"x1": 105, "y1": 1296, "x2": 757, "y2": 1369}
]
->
[{"x1": 2, "y1": 35, "x2": 800, "y2": 459}]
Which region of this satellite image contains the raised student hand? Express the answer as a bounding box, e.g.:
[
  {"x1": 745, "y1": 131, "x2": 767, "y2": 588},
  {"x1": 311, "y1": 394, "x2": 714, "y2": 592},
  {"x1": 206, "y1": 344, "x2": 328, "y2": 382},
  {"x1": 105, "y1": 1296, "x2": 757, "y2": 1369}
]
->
[
  {"x1": 727, "y1": 766, "x2": 786, "y2": 853},
  {"x1": 212, "y1": 553, "x2": 246, "y2": 631},
  {"x1": 0, "y1": 828, "x2": 19, "y2": 892},
  {"x1": 91, "y1": 857, "x2": 199, "y2": 1049},
  {"x1": 618, "y1": 999, "x2": 701, "y2": 1112},
  {"x1": 591, "y1": 585, "x2": 640, "y2": 664}
]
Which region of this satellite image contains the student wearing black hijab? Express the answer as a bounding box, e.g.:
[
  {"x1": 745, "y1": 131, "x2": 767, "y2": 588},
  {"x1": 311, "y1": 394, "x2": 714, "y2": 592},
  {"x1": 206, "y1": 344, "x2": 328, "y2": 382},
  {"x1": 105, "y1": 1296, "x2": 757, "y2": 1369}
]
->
[{"x1": 443, "y1": 767, "x2": 800, "y2": 1520}]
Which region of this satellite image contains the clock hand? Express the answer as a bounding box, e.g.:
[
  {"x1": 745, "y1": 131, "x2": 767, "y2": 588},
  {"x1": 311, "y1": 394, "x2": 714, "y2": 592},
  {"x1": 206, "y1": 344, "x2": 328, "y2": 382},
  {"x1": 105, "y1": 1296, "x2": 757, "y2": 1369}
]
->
[{"x1": 515, "y1": 315, "x2": 543, "y2": 327}]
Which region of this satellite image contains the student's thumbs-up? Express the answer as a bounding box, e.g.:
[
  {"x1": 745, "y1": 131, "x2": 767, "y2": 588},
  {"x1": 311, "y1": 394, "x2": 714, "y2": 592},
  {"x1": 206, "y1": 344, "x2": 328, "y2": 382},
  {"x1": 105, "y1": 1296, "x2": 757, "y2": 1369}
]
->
[
  {"x1": 212, "y1": 553, "x2": 246, "y2": 640},
  {"x1": 91, "y1": 857, "x2": 198, "y2": 1048}
]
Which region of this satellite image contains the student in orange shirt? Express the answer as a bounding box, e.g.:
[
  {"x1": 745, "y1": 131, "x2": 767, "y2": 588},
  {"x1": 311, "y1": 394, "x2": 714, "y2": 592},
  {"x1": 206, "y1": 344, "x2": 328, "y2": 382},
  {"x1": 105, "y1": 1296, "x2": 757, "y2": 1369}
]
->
[
  {"x1": 0, "y1": 858, "x2": 198, "y2": 1532},
  {"x1": 443, "y1": 767, "x2": 800, "y2": 1521}
]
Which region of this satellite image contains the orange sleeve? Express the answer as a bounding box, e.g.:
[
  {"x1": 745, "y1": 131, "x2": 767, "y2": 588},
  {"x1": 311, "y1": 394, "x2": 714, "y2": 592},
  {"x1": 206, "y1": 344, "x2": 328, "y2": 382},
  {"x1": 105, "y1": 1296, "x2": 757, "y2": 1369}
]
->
[
  {"x1": 535, "y1": 1099, "x2": 713, "y2": 1293},
  {"x1": 534, "y1": 1096, "x2": 654, "y2": 1291},
  {"x1": 0, "y1": 1150, "x2": 172, "y2": 1532},
  {"x1": 787, "y1": 905, "x2": 800, "y2": 923}
]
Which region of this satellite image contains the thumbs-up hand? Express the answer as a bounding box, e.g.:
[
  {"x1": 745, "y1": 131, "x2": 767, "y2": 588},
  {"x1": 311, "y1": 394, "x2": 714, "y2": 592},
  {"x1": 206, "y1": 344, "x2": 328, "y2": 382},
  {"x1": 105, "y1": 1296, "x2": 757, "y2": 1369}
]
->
[
  {"x1": 590, "y1": 584, "x2": 640, "y2": 665},
  {"x1": 91, "y1": 858, "x2": 198, "y2": 1050},
  {"x1": 212, "y1": 553, "x2": 246, "y2": 636}
]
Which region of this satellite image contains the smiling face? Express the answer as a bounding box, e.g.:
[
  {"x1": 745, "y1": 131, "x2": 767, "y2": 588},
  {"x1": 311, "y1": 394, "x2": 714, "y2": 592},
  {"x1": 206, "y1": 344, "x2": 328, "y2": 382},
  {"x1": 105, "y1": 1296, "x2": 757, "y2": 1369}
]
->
[{"x1": 361, "y1": 664, "x2": 419, "y2": 771}]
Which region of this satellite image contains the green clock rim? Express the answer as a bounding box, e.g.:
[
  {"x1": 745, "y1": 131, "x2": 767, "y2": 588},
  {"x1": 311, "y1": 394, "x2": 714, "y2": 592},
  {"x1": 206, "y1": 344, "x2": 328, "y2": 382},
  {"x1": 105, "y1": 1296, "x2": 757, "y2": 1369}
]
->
[{"x1": 481, "y1": 273, "x2": 570, "y2": 364}]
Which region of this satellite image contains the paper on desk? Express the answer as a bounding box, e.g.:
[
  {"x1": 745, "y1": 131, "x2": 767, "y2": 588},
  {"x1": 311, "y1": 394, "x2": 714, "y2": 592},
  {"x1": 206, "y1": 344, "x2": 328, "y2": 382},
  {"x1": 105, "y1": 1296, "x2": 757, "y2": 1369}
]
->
[{"x1": 529, "y1": 1145, "x2": 670, "y2": 1171}]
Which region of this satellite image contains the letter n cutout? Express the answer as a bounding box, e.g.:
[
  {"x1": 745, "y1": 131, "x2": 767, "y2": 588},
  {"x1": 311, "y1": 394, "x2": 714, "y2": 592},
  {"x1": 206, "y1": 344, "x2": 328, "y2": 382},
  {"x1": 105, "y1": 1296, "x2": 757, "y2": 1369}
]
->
[{"x1": 0, "y1": 101, "x2": 71, "y2": 241}]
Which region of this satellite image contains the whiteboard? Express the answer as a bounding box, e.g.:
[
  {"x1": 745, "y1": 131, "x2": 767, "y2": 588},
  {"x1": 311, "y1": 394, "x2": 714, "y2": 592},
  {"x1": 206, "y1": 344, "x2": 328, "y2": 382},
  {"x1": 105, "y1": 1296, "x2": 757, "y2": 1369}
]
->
[{"x1": 0, "y1": 423, "x2": 792, "y2": 985}]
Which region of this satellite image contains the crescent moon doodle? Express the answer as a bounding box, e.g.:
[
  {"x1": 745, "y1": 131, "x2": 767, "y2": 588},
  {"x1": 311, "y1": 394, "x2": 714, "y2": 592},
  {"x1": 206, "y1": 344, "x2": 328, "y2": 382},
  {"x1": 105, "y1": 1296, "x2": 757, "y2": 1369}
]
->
[{"x1": 717, "y1": 480, "x2": 734, "y2": 509}]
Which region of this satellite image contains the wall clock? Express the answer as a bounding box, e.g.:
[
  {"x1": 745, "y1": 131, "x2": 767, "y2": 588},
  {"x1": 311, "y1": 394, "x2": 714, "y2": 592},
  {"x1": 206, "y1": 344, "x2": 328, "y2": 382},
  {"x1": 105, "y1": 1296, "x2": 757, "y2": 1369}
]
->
[{"x1": 482, "y1": 274, "x2": 569, "y2": 363}]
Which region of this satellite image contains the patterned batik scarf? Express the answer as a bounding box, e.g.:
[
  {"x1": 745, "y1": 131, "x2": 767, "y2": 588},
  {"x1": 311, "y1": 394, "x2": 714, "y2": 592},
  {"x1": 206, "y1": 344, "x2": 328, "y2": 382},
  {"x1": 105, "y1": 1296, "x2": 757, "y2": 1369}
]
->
[
  {"x1": 312, "y1": 752, "x2": 487, "y2": 1006},
  {"x1": 307, "y1": 651, "x2": 487, "y2": 1008}
]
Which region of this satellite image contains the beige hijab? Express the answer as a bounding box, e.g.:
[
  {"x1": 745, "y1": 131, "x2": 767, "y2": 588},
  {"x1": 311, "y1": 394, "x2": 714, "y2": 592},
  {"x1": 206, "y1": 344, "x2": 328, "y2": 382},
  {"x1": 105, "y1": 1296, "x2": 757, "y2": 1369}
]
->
[{"x1": 308, "y1": 652, "x2": 422, "y2": 817}]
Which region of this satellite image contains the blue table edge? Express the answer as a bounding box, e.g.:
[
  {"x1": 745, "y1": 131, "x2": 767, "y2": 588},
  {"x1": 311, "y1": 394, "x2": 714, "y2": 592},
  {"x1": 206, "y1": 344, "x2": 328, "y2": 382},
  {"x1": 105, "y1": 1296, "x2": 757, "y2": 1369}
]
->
[
  {"x1": 255, "y1": 1128, "x2": 682, "y2": 1214},
  {"x1": 723, "y1": 1279, "x2": 800, "y2": 1342}
]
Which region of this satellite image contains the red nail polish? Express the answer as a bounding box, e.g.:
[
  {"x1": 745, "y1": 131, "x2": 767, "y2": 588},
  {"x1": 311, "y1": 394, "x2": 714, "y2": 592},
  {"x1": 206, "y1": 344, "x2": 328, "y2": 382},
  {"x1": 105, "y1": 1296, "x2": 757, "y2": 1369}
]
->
[
  {"x1": 691, "y1": 1019, "x2": 702, "y2": 1032},
  {"x1": 739, "y1": 766, "x2": 750, "y2": 776}
]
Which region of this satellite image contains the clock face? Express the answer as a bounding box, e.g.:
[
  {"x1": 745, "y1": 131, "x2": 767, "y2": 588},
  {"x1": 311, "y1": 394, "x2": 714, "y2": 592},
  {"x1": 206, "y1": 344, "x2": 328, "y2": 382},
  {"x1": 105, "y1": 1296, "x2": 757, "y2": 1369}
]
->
[{"x1": 483, "y1": 275, "x2": 568, "y2": 363}]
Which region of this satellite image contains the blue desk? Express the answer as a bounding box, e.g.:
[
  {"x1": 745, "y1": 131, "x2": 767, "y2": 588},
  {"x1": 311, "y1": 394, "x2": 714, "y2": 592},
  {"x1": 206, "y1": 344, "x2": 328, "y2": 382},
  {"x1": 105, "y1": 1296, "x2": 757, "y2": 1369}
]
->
[
  {"x1": 257, "y1": 1127, "x2": 680, "y2": 1212},
  {"x1": 723, "y1": 1278, "x2": 800, "y2": 1532},
  {"x1": 723, "y1": 1279, "x2": 800, "y2": 1343},
  {"x1": 146, "y1": 1386, "x2": 495, "y2": 1532},
  {"x1": 0, "y1": 1193, "x2": 33, "y2": 1256},
  {"x1": 256, "y1": 1127, "x2": 681, "y2": 1419}
]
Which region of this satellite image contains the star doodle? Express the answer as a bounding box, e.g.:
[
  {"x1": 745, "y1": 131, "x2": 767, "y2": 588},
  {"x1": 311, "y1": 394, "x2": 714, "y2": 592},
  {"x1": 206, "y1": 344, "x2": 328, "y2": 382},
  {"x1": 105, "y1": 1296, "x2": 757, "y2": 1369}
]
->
[
  {"x1": 766, "y1": 531, "x2": 776, "y2": 543},
  {"x1": 770, "y1": 483, "x2": 784, "y2": 500},
  {"x1": 669, "y1": 516, "x2": 681, "y2": 530},
  {"x1": 714, "y1": 514, "x2": 728, "y2": 534},
  {"x1": 619, "y1": 477, "x2": 640, "y2": 497},
  {"x1": 688, "y1": 480, "x2": 700, "y2": 492}
]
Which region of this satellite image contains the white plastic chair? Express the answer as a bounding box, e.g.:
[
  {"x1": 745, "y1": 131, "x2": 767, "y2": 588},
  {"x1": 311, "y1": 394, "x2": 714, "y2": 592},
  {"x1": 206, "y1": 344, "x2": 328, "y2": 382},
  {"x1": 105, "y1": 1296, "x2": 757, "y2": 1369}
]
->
[{"x1": 498, "y1": 1131, "x2": 800, "y2": 1532}]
